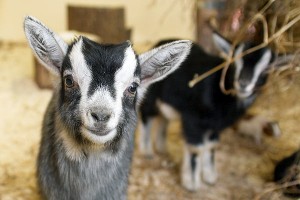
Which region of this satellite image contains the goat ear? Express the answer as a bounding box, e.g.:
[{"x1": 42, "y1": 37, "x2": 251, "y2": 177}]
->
[
  {"x1": 212, "y1": 32, "x2": 232, "y2": 55},
  {"x1": 24, "y1": 16, "x2": 68, "y2": 76},
  {"x1": 138, "y1": 40, "x2": 192, "y2": 87}
]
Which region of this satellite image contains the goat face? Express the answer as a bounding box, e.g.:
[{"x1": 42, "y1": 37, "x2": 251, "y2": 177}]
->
[
  {"x1": 61, "y1": 38, "x2": 139, "y2": 144},
  {"x1": 233, "y1": 43, "x2": 272, "y2": 99},
  {"x1": 24, "y1": 16, "x2": 192, "y2": 145},
  {"x1": 213, "y1": 33, "x2": 273, "y2": 99}
]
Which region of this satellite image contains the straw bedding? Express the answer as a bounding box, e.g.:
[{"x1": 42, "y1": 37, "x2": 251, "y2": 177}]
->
[{"x1": 0, "y1": 43, "x2": 299, "y2": 200}]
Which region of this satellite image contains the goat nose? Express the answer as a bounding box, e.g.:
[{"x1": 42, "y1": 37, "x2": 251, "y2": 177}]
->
[
  {"x1": 239, "y1": 79, "x2": 250, "y2": 88},
  {"x1": 89, "y1": 110, "x2": 111, "y2": 123}
]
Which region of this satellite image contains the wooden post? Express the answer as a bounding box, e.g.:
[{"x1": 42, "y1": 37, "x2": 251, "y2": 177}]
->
[
  {"x1": 68, "y1": 6, "x2": 131, "y2": 43},
  {"x1": 34, "y1": 57, "x2": 53, "y2": 89}
]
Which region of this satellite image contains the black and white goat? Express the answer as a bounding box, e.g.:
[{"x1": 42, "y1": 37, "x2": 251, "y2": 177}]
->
[
  {"x1": 24, "y1": 16, "x2": 191, "y2": 199},
  {"x1": 139, "y1": 33, "x2": 282, "y2": 191}
]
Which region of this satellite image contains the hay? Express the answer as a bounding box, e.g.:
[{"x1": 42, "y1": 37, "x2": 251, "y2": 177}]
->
[
  {"x1": 189, "y1": 0, "x2": 300, "y2": 89},
  {"x1": 2, "y1": 3, "x2": 300, "y2": 199},
  {"x1": 0, "y1": 42, "x2": 299, "y2": 199}
]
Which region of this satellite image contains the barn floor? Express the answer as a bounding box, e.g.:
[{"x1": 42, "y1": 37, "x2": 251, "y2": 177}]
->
[{"x1": 0, "y1": 43, "x2": 299, "y2": 200}]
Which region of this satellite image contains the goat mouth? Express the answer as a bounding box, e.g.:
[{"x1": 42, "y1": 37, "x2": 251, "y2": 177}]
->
[
  {"x1": 82, "y1": 126, "x2": 114, "y2": 136},
  {"x1": 81, "y1": 126, "x2": 118, "y2": 144},
  {"x1": 237, "y1": 91, "x2": 253, "y2": 99}
]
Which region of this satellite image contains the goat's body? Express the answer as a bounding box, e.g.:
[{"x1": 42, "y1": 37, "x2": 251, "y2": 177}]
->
[
  {"x1": 141, "y1": 43, "x2": 254, "y2": 142},
  {"x1": 139, "y1": 41, "x2": 257, "y2": 190},
  {"x1": 38, "y1": 95, "x2": 136, "y2": 200}
]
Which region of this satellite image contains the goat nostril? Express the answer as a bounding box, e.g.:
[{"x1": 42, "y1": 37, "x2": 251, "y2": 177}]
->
[
  {"x1": 238, "y1": 79, "x2": 251, "y2": 88},
  {"x1": 91, "y1": 112, "x2": 100, "y2": 121},
  {"x1": 102, "y1": 115, "x2": 110, "y2": 121},
  {"x1": 90, "y1": 112, "x2": 111, "y2": 122}
]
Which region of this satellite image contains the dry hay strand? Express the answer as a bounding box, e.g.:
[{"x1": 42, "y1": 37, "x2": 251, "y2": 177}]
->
[
  {"x1": 254, "y1": 180, "x2": 300, "y2": 200},
  {"x1": 189, "y1": 0, "x2": 300, "y2": 92}
]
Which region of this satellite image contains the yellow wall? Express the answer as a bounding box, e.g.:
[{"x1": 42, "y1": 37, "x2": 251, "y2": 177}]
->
[{"x1": 0, "y1": 0, "x2": 196, "y2": 44}]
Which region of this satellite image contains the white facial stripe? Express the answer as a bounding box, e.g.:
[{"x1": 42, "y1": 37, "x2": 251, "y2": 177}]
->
[
  {"x1": 242, "y1": 49, "x2": 272, "y2": 93},
  {"x1": 115, "y1": 46, "x2": 138, "y2": 93},
  {"x1": 252, "y1": 49, "x2": 272, "y2": 84},
  {"x1": 234, "y1": 44, "x2": 245, "y2": 81},
  {"x1": 69, "y1": 38, "x2": 92, "y2": 94}
]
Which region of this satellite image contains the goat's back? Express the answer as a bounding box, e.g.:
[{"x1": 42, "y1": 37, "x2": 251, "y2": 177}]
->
[{"x1": 141, "y1": 40, "x2": 247, "y2": 130}]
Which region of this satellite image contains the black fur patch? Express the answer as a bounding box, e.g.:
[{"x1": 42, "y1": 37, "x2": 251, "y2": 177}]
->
[
  {"x1": 191, "y1": 153, "x2": 197, "y2": 173},
  {"x1": 80, "y1": 37, "x2": 131, "y2": 98},
  {"x1": 140, "y1": 40, "x2": 272, "y2": 148},
  {"x1": 239, "y1": 43, "x2": 270, "y2": 87}
]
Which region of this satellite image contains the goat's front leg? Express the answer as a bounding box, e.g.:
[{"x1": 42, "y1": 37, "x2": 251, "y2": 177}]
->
[
  {"x1": 181, "y1": 142, "x2": 203, "y2": 191},
  {"x1": 202, "y1": 137, "x2": 218, "y2": 185},
  {"x1": 181, "y1": 114, "x2": 209, "y2": 191}
]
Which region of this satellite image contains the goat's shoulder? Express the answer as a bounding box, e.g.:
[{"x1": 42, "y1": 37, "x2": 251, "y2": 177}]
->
[{"x1": 182, "y1": 43, "x2": 224, "y2": 73}]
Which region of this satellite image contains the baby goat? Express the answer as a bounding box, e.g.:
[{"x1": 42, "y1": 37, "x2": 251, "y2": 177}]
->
[
  {"x1": 24, "y1": 16, "x2": 191, "y2": 199},
  {"x1": 139, "y1": 33, "x2": 282, "y2": 191}
]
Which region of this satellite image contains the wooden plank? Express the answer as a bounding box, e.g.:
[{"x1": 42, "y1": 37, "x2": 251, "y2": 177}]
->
[{"x1": 68, "y1": 6, "x2": 131, "y2": 43}]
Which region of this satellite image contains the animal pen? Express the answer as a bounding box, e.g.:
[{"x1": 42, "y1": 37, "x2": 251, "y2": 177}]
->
[{"x1": 0, "y1": 0, "x2": 300, "y2": 199}]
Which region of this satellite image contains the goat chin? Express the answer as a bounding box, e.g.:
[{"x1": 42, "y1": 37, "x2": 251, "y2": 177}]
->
[{"x1": 236, "y1": 91, "x2": 253, "y2": 99}]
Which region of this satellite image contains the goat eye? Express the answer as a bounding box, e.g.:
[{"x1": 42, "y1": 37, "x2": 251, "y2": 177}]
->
[
  {"x1": 64, "y1": 75, "x2": 74, "y2": 88},
  {"x1": 127, "y1": 82, "x2": 139, "y2": 95}
]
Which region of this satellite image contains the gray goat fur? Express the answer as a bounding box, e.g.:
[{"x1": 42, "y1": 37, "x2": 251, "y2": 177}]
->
[
  {"x1": 38, "y1": 91, "x2": 136, "y2": 199},
  {"x1": 24, "y1": 16, "x2": 191, "y2": 200}
]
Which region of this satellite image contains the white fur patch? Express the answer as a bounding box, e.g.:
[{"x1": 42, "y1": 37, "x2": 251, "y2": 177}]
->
[
  {"x1": 69, "y1": 38, "x2": 92, "y2": 93},
  {"x1": 181, "y1": 143, "x2": 202, "y2": 191},
  {"x1": 115, "y1": 46, "x2": 138, "y2": 93},
  {"x1": 252, "y1": 50, "x2": 272, "y2": 85},
  {"x1": 157, "y1": 99, "x2": 181, "y2": 120},
  {"x1": 202, "y1": 140, "x2": 218, "y2": 184},
  {"x1": 85, "y1": 88, "x2": 117, "y2": 128},
  {"x1": 234, "y1": 44, "x2": 245, "y2": 81}
]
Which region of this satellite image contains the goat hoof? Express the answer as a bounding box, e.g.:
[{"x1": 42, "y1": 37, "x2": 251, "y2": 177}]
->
[
  {"x1": 203, "y1": 170, "x2": 218, "y2": 185},
  {"x1": 181, "y1": 180, "x2": 200, "y2": 192},
  {"x1": 181, "y1": 174, "x2": 201, "y2": 192}
]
